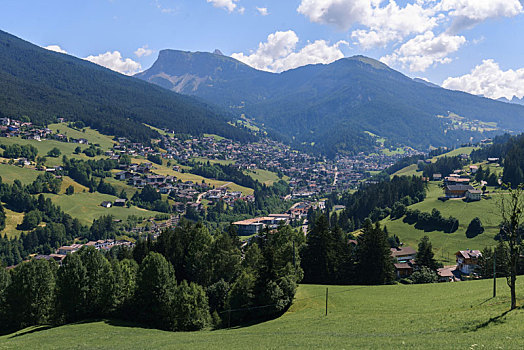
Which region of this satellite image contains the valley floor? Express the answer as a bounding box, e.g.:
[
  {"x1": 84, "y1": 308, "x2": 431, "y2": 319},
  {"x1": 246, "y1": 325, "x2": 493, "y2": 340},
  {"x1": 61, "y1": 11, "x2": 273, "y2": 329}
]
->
[{"x1": 1, "y1": 279, "x2": 523, "y2": 349}]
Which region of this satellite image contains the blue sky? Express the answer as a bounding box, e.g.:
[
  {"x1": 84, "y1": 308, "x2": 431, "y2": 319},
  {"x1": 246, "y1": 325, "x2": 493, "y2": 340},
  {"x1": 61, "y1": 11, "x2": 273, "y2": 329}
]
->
[{"x1": 1, "y1": 0, "x2": 524, "y2": 99}]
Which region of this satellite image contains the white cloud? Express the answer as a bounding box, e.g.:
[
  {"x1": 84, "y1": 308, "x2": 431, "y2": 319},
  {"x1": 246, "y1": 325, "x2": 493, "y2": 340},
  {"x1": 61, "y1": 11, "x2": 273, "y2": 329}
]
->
[
  {"x1": 298, "y1": 0, "x2": 440, "y2": 48},
  {"x1": 85, "y1": 51, "x2": 142, "y2": 75},
  {"x1": 231, "y1": 30, "x2": 347, "y2": 73},
  {"x1": 135, "y1": 45, "x2": 153, "y2": 58},
  {"x1": 297, "y1": 0, "x2": 523, "y2": 49},
  {"x1": 437, "y1": 0, "x2": 523, "y2": 32},
  {"x1": 207, "y1": 0, "x2": 239, "y2": 13},
  {"x1": 256, "y1": 7, "x2": 269, "y2": 16},
  {"x1": 45, "y1": 45, "x2": 68, "y2": 54},
  {"x1": 380, "y1": 31, "x2": 465, "y2": 72},
  {"x1": 442, "y1": 59, "x2": 524, "y2": 100}
]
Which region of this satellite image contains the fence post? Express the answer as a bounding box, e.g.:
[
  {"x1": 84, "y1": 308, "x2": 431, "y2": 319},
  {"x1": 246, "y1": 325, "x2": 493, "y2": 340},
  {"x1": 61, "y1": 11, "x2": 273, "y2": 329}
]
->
[
  {"x1": 325, "y1": 287, "x2": 328, "y2": 316},
  {"x1": 493, "y1": 251, "x2": 497, "y2": 298}
]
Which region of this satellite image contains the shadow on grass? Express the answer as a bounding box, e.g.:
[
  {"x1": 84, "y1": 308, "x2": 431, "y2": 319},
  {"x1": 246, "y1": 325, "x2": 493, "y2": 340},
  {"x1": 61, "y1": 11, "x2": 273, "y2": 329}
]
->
[
  {"x1": 6, "y1": 325, "x2": 54, "y2": 338},
  {"x1": 469, "y1": 306, "x2": 522, "y2": 332}
]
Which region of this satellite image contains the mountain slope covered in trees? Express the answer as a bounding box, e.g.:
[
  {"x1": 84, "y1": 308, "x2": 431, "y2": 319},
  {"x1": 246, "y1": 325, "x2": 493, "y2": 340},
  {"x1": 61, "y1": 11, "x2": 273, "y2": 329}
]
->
[
  {"x1": 0, "y1": 30, "x2": 254, "y2": 143},
  {"x1": 137, "y1": 50, "x2": 524, "y2": 156}
]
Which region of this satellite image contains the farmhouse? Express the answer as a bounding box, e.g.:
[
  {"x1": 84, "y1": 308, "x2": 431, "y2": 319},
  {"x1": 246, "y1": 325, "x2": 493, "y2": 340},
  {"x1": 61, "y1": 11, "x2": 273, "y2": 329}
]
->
[
  {"x1": 445, "y1": 184, "x2": 474, "y2": 198},
  {"x1": 465, "y1": 189, "x2": 482, "y2": 202},
  {"x1": 100, "y1": 201, "x2": 112, "y2": 208},
  {"x1": 391, "y1": 246, "x2": 417, "y2": 278},
  {"x1": 114, "y1": 198, "x2": 127, "y2": 206},
  {"x1": 456, "y1": 250, "x2": 482, "y2": 275}
]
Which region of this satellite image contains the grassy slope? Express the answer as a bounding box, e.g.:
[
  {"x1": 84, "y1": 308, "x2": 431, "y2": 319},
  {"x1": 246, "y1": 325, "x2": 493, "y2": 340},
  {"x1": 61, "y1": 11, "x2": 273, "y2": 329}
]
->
[
  {"x1": 0, "y1": 164, "x2": 40, "y2": 184},
  {"x1": 43, "y1": 192, "x2": 163, "y2": 226},
  {"x1": 245, "y1": 169, "x2": 289, "y2": 186},
  {"x1": 132, "y1": 158, "x2": 254, "y2": 196},
  {"x1": 2, "y1": 209, "x2": 25, "y2": 239},
  {"x1": 0, "y1": 137, "x2": 104, "y2": 167},
  {"x1": 1, "y1": 279, "x2": 524, "y2": 349},
  {"x1": 47, "y1": 123, "x2": 115, "y2": 150},
  {"x1": 381, "y1": 183, "x2": 501, "y2": 264}
]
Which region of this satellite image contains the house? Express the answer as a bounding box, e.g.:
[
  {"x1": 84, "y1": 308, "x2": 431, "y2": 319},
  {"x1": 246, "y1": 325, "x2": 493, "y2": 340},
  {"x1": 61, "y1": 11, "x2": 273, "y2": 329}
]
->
[
  {"x1": 487, "y1": 158, "x2": 500, "y2": 163},
  {"x1": 100, "y1": 201, "x2": 112, "y2": 208},
  {"x1": 391, "y1": 246, "x2": 417, "y2": 262},
  {"x1": 469, "y1": 165, "x2": 478, "y2": 174},
  {"x1": 432, "y1": 173, "x2": 442, "y2": 181},
  {"x1": 456, "y1": 250, "x2": 482, "y2": 275},
  {"x1": 445, "y1": 184, "x2": 474, "y2": 198},
  {"x1": 437, "y1": 266, "x2": 458, "y2": 282},
  {"x1": 465, "y1": 189, "x2": 482, "y2": 202},
  {"x1": 114, "y1": 198, "x2": 127, "y2": 206},
  {"x1": 393, "y1": 262, "x2": 414, "y2": 278},
  {"x1": 18, "y1": 158, "x2": 31, "y2": 166}
]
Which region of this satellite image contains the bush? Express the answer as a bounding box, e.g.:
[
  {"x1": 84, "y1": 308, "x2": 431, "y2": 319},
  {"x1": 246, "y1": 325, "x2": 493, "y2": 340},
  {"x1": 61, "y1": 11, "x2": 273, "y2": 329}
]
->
[{"x1": 411, "y1": 266, "x2": 438, "y2": 284}]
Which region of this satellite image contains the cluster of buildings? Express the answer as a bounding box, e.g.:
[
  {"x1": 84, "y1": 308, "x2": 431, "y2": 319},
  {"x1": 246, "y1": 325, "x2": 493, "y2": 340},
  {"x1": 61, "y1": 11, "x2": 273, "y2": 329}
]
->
[
  {"x1": 391, "y1": 246, "x2": 483, "y2": 282},
  {"x1": 0, "y1": 117, "x2": 89, "y2": 144},
  {"x1": 33, "y1": 239, "x2": 134, "y2": 264}
]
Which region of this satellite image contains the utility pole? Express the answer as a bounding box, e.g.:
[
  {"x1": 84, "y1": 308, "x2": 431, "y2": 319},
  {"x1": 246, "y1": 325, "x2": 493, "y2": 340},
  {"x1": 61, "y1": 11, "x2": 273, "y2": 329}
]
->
[
  {"x1": 325, "y1": 287, "x2": 329, "y2": 316},
  {"x1": 493, "y1": 251, "x2": 497, "y2": 298}
]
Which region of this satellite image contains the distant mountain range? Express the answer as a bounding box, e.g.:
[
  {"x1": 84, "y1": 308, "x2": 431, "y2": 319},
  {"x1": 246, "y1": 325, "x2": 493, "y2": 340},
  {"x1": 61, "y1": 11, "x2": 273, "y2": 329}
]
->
[
  {"x1": 497, "y1": 96, "x2": 524, "y2": 106},
  {"x1": 0, "y1": 30, "x2": 254, "y2": 144},
  {"x1": 137, "y1": 50, "x2": 524, "y2": 156}
]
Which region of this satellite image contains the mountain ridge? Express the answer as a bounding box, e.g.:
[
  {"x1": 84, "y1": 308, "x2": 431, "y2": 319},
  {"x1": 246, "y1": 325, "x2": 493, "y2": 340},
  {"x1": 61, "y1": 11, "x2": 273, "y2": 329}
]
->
[
  {"x1": 137, "y1": 50, "x2": 524, "y2": 156},
  {"x1": 0, "y1": 31, "x2": 254, "y2": 143}
]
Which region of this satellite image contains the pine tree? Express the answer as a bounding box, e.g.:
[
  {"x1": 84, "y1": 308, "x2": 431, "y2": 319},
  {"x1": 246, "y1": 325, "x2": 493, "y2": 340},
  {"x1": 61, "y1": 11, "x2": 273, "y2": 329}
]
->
[
  {"x1": 415, "y1": 236, "x2": 440, "y2": 271},
  {"x1": 356, "y1": 220, "x2": 395, "y2": 285}
]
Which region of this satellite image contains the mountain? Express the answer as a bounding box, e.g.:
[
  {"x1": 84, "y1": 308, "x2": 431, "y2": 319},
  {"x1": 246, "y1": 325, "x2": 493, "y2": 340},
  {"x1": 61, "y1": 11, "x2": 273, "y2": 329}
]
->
[
  {"x1": 497, "y1": 96, "x2": 524, "y2": 106},
  {"x1": 137, "y1": 50, "x2": 524, "y2": 156},
  {"x1": 0, "y1": 31, "x2": 254, "y2": 143}
]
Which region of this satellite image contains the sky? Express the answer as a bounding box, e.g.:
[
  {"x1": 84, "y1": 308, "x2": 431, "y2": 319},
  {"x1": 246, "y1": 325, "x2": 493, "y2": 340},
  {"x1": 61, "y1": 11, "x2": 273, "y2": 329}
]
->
[{"x1": 1, "y1": 0, "x2": 524, "y2": 100}]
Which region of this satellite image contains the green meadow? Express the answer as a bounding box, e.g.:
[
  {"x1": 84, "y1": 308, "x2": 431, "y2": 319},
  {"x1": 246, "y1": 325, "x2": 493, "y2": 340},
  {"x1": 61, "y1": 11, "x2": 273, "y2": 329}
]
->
[
  {"x1": 1, "y1": 279, "x2": 523, "y2": 349},
  {"x1": 43, "y1": 192, "x2": 163, "y2": 226},
  {"x1": 381, "y1": 183, "x2": 502, "y2": 264}
]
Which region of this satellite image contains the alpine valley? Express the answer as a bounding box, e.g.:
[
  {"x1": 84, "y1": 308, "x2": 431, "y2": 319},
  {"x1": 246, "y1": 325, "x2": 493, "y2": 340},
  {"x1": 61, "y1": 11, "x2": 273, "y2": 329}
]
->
[{"x1": 137, "y1": 49, "x2": 524, "y2": 156}]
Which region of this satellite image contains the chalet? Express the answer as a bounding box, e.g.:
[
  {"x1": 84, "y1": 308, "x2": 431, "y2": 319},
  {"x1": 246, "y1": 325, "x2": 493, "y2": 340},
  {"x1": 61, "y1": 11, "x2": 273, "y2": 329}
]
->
[
  {"x1": 456, "y1": 250, "x2": 482, "y2": 275},
  {"x1": 469, "y1": 165, "x2": 478, "y2": 174},
  {"x1": 437, "y1": 266, "x2": 458, "y2": 282},
  {"x1": 100, "y1": 201, "x2": 112, "y2": 208},
  {"x1": 487, "y1": 158, "x2": 500, "y2": 164},
  {"x1": 114, "y1": 198, "x2": 127, "y2": 206},
  {"x1": 432, "y1": 173, "x2": 442, "y2": 181},
  {"x1": 445, "y1": 184, "x2": 474, "y2": 198},
  {"x1": 391, "y1": 247, "x2": 417, "y2": 262},
  {"x1": 391, "y1": 247, "x2": 417, "y2": 278},
  {"x1": 116, "y1": 171, "x2": 133, "y2": 180},
  {"x1": 465, "y1": 189, "x2": 482, "y2": 202}
]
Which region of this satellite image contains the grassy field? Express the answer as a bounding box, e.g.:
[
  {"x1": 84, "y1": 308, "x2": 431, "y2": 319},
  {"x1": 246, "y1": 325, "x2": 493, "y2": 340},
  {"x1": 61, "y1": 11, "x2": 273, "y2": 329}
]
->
[
  {"x1": 1, "y1": 208, "x2": 25, "y2": 239},
  {"x1": 191, "y1": 157, "x2": 235, "y2": 166},
  {"x1": 1, "y1": 279, "x2": 523, "y2": 349},
  {"x1": 381, "y1": 183, "x2": 502, "y2": 264},
  {"x1": 0, "y1": 137, "x2": 105, "y2": 167},
  {"x1": 47, "y1": 123, "x2": 115, "y2": 150},
  {"x1": 0, "y1": 164, "x2": 40, "y2": 184},
  {"x1": 44, "y1": 192, "x2": 163, "y2": 225},
  {"x1": 245, "y1": 168, "x2": 288, "y2": 186}
]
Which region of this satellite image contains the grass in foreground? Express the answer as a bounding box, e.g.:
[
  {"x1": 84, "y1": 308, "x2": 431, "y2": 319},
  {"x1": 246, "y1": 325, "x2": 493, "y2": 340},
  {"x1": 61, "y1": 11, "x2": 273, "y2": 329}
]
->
[{"x1": 1, "y1": 279, "x2": 523, "y2": 349}]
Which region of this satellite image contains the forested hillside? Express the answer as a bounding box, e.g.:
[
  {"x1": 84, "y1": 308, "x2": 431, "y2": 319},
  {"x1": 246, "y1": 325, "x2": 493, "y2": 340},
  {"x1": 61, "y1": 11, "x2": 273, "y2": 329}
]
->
[{"x1": 0, "y1": 31, "x2": 254, "y2": 143}]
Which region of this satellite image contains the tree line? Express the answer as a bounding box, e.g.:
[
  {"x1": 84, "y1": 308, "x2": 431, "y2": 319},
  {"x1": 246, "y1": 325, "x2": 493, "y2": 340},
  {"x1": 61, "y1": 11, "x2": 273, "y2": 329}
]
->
[{"x1": 0, "y1": 221, "x2": 302, "y2": 333}]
